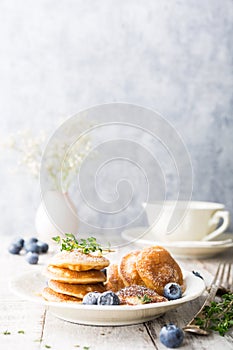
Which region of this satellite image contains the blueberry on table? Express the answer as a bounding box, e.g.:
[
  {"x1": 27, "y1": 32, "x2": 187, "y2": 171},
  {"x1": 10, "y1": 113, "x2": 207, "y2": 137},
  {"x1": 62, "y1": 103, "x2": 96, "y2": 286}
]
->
[
  {"x1": 163, "y1": 283, "x2": 182, "y2": 300},
  {"x1": 27, "y1": 237, "x2": 38, "y2": 244},
  {"x1": 83, "y1": 292, "x2": 101, "y2": 305},
  {"x1": 8, "y1": 244, "x2": 22, "y2": 255},
  {"x1": 159, "y1": 324, "x2": 184, "y2": 348},
  {"x1": 37, "y1": 241, "x2": 49, "y2": 253},
  {"x1": 25, "y1": 252, "x2": 39, "y2": 264},
  {"x1": 97, "y1": 291, "x2": 120, "y2": 306},
  {"x1": 12, "y1": 237, "x2": 24, "y2": 248},
  {"x1": 24, "y1": 242, "x2": 40, "y2": 254}
]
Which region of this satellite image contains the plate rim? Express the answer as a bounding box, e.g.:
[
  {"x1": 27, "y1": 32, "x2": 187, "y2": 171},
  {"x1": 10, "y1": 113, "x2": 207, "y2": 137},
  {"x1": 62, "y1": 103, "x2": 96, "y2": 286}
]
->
[{"x1": 10, "y1": 269, "x2": 205, "y2": 311}]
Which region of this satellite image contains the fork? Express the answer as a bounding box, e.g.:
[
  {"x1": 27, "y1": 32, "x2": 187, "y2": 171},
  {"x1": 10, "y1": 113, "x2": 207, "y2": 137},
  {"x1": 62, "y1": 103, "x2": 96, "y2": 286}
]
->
[{"x1": 183, "y1": 263, "x2": 232, "y2": 335}]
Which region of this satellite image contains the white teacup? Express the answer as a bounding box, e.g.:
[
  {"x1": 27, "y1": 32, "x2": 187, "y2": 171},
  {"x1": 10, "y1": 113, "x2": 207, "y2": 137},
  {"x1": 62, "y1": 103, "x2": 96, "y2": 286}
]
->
[{"x1": 144, "y1": 201, "x2": 230, "y2": 242}]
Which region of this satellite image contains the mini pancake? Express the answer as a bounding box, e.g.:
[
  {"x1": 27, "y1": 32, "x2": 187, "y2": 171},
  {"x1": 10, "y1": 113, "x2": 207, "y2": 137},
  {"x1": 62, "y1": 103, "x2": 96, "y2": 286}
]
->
[
  {"x1": 42, "y1": 287, "x2": 82, "y2": 303},
  {"x1": 48, "y1": 280, "x2": 106, "y2": 299},
  {"x1": 119, "y1": 250, "x2": 145, "y2": 287},
  {"x1": 136, "y1": 246, "x2": 183, "y2": 295},
  {"x1": 44, "y1": 266, "x2": 106, "y2": 284},
  {"x1": 48, "y1": 250, "x2": 110, "y2": 271},
  {"x1": 105, "y1": 264, "x2": 125, "y2": 292},
  {"x1": 117, "y1": 285, "x2": 168, "y2": 305}
]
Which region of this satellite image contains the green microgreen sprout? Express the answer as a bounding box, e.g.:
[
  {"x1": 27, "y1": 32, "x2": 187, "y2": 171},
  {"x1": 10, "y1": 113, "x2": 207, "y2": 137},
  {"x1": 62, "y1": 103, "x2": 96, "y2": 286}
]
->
[
  {"x1": 52, "y1": 234, "x2": 113, "y2": 254},
  {"x1": 137, "y1": 294, "x2": 152, "y2": 304}
]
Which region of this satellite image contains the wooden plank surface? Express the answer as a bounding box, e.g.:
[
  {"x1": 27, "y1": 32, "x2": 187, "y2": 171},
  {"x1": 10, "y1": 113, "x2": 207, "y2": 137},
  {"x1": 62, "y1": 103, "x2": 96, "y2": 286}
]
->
[{"x1": 0, "y1": 237, "x2": 233, "y2": 350}]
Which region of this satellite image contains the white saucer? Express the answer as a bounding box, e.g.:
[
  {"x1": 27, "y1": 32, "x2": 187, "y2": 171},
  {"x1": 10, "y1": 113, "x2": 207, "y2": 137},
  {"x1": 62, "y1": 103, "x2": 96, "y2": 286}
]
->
[
  {"x1": 10, "y1": 270, "x2": 205, "y2": 326},
  {"x1": 121, "y1": 227, "x2": 233, "y2": 259}
]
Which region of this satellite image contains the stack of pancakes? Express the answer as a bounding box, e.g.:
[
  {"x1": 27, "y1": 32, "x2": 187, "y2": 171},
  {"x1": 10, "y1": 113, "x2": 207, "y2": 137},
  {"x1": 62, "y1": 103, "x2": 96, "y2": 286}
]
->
[
  {"x1": 107, "y1": 246, "x2": 183, "y2": 299},
  {"x1": 42, "y1": 250, "x2": 110, "y2": 303},
  {"x1": 41, "y1": 245, "x2": 184, "y2": 306}
]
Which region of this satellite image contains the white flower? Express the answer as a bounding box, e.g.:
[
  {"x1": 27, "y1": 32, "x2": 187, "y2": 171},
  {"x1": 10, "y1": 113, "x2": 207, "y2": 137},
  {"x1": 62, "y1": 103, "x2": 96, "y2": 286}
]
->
[{"x1": 0, "y1": 118, "x2": 92, "y2": 191}]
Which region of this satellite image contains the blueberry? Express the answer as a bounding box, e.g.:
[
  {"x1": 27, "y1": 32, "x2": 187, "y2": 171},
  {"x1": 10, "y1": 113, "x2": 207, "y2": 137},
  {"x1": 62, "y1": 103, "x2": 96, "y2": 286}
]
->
[
  {"x1": 24, "y1": 242, "x2": 40, "y2": 254},
  {"x1": 163, "y1": 283, "x2": 182, "y2": 300},
  {"x1": 159, "y1": 324, "x2": 184, "y2": 348},
  {"x1": 97, "y1": 291, "x2": 120, "y2": 305},
  {"x1": 12, "y1": 237, "x2": 24, "y2": 248},
  {"x1": 8, "y1": 243, "x2": 22, "y2": 255},
  {"x1": 27, "y1": 237, "x2": 38, "y2": 244},
  {"x1": 83, "y1": 292, "x2": 101, "y2": 305},
  {"x1": 192, "y1": 271, "x2": 203, "y2": 280},
  {"x1": 37, "y1": 241, "x2": 49, "y2": 254},
  {"x1": 101, "y1": 268, "x2": 107, "y2": 276},
  {"x1": 25, "y1": 252, "x2": 39, "y2": 264}
]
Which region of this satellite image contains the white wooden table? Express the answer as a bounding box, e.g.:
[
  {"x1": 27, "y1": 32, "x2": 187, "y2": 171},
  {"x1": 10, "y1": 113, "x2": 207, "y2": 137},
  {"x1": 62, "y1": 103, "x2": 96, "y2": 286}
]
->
[{"x1": 1, "y1": 237, "x2": 233, "y2": 350}]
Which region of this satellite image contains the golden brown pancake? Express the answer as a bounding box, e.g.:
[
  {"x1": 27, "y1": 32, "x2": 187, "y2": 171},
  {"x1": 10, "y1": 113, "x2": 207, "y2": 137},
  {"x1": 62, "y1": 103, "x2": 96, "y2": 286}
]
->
[
  {"x1": 105, "y1": 264, "x2": 125, "y2": 292},
  {"x1": 42, "y1": 287, "x2": 82, "y2": 303},
  {"x1": 48, "y1": 280, "x2": 106, "y2": 299},
  {"x1": 44, "y1": 266, "x2": 106, "y2": 284},
  {"x1": 48, "y1": 250, "x2": 110, "y2": 271},
  {"x1": 136, "y1": 246, "x2": 183, "y2": 295},
  {"x1": 117, "y1": 285, "x2": 168, "y2": 305},
  {"x1": 119, "y1": 250, "x2": 145, "y2": 287}
]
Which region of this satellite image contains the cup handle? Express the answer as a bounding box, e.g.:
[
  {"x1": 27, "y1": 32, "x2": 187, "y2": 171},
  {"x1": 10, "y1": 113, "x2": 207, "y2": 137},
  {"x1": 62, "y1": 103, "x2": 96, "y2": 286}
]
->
[{"x1": 202, "y1": 210, "x2": 230, "y2": 241}]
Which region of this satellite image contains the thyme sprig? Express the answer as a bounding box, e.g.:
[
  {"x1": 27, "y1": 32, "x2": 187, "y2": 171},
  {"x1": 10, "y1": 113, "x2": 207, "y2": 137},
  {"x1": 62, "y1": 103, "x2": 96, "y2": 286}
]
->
[
  {"x1": 195, "y1": 292, "x2": 233, "y2": 336},
  {"x1": 137, "y1": 294, "x2": 152, "y2": 304},
  {"x1": 52, "y1": 234, "x2": 112, "y2": 255}
]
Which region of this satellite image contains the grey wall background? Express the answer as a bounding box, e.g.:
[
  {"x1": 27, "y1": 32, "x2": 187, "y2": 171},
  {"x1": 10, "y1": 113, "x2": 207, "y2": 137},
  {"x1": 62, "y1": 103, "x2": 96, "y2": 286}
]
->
[{"x1": 0, "y1": 0, "x2": 232, "y2": 236}]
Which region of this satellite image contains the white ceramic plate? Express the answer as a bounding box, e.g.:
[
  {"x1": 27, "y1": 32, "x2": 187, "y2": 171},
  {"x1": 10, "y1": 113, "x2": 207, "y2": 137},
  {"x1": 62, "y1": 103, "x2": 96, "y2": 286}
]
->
[
  {"x1": 10, "y1": 270, "x2": 205, "y2": 326},
  {"x1": 121, "y1": 228, "x2": 233, "y2": 259}
]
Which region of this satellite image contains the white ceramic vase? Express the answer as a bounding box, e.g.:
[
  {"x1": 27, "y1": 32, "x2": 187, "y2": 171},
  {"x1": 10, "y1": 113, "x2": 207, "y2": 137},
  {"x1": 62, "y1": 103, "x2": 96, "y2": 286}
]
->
[{"x1": 35, "y1": 190, "x2": 79, "y2": 243}]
